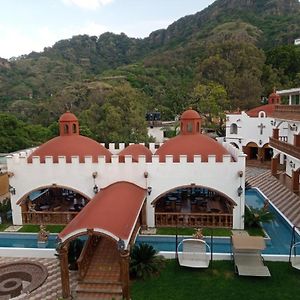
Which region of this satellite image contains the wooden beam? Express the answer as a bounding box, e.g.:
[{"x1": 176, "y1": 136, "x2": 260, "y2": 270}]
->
[
  {"x1": 120, "y1": 250, "x2": 130, "y2": 300},
  {"x1": 58, "y1": 244, "x2": 70, "y2": 299}
]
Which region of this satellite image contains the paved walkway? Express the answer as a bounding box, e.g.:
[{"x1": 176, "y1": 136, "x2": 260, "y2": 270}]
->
[{"x1": 0, "y1": 257, "x2": 77, "y2": 300}]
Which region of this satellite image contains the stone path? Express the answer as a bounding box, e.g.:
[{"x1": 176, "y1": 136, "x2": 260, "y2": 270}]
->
[{"x1": 0, "y1": 257, "x2": 77, "y2": 300}]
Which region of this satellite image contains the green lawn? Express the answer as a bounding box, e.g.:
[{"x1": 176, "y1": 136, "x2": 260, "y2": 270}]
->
[
  {"x1": 18, "y1": 224, "x2": 65, "y2": 233},
  {"x1": 156, "y1": 227, "x2": 232, "y2": 237},
  {"x1": 131, "y1": 260, "x2": 300, "y2": 300},
  {"x1": 0, "y1": 223, "x2": 9, "y2": 231}
]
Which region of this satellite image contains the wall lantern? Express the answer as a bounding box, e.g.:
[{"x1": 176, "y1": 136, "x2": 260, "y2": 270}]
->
[
  {"x1": 93, "y1": 185, "x2": 99, "y2": 194},
  {"x1": 117, "y1": 238, "x2": 125, "y2": 252},
  {"x1": 289, "y1": 161, "x2": 295, "y2": 169},
  {"x1": 238, "y1": 171, "x2": 243, "y2": 178},
  {"x1": 9, "y1": 185, "x2": 16, "y2": 195},
  {"x1": 237, "y1": 186, "x2": 243, "y2": 197},
  {"x1": 144, "y1": 171, "x2": 149, "y2": 178},
  {"x1": 147, "y1": 186, "x2": 152, "y2": 195},
  {"x1": 291, "y1": 123, "x2": 298, "y2": 131}
]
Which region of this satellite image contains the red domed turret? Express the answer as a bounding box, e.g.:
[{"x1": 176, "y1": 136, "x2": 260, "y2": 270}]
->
[
  {"x1": 268, "y1": 89, "x2": 281, "y2": 105},
  {"x1": 28, "y1": 111, "x2": 111, "y2": 163},
  {"x1": 119, "y1": 144, "x2": 152, "y2": 162},
  {"x1": 155, "y1": 109, "x2": 230, "y2": 162}
]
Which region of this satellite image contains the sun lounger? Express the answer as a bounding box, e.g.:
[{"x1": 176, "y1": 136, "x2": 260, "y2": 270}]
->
[{"x1": 232, "y1": 235, "x2": 271, "y2": 277}]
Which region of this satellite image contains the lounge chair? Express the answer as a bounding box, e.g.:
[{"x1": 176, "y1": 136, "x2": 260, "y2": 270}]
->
[
  {"x1": 177, "y1": 238, "x2": 211, "y2": 268},
  {"x1": 232, "y1": 235, "x2": 271, "y2": 277}
]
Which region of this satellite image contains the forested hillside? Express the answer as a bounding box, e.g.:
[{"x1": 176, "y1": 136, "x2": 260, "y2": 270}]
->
[{"x1": 1, "y1": 0, "x2": 300, "y2": 152}]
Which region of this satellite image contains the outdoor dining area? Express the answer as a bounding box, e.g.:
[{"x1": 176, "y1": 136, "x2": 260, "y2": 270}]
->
[
  {"x1": 155, "y1": 187, "x2": 233, "y2": 228},
  {"x1": 20, "y1": 187, "x2": 89, "y2": 225}
]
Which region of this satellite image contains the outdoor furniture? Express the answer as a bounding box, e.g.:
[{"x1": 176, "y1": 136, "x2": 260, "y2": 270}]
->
[
  {"x1": 177, "y1": 238, "x2": 211, "y2": 268},
  {"x1": 232, "y1": 235, "x2": 271, "y2": 277},
  {"x1": 290, "y1": 242, "x2": 300, "y2": 270}
]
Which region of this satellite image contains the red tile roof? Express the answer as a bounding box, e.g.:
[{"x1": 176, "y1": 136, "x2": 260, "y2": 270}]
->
[
  {"x1": 118, "y1": 144, "x2": 152, "y2": 162},
  {"x1": 58, "y1": 182, "x2": 146, "y2": 243},
  {"x1": 246, "y1": 104, "x2": 276, "y2": 117}
]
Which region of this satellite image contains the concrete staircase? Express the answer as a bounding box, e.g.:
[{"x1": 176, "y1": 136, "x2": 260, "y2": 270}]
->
[
  {"x1": 76, "y1": 238, "x2": 123, "y2": 300},
  {"x1": 246, "y1": 170, "x2": 300, "y2": 226}
]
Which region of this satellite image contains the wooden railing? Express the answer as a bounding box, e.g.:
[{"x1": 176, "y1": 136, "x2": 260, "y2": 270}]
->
[
  {"x1": 273, "y1": 105, "x2": 300, "y2": 121},
  {"x1": 22, "y1": 211, "x2": 78, "y2": 225},
  {"x1": 270, "y1": 137, "x2": 300, "y2": 160},
  {"x1": 77, "y1": 236, "x2": 100, "y2": 281},
  {"x1": 155, "y1": 212, "x2": 233, "y2": 228}
]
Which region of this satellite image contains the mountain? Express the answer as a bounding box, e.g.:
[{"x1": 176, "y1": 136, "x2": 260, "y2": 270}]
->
[{"x1": 1, "y1": 0, "x2": 300, "y2": 145}]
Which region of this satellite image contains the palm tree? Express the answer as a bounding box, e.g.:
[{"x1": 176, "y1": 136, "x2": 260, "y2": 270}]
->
[{"x1": 130, "y1": 243, "x2": 165, "y2": 280}]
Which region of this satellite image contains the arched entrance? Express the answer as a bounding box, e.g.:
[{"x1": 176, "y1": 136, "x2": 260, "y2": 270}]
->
[
  {"x1": 152, "y1": 185, "x2": 235, "y2": 228},
  {"x1": 243, "y1": 142, "x2": 259, "y2": 160},
  {"x1": 17, "y1": 186, "x2": 90, "y2": 225},
  {"x1": 262, "y1": 144, "x2": 273, "y2": 161}
]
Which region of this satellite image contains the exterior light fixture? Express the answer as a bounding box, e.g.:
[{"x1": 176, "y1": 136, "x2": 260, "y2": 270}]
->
[
  {"x1": 289, "y1": 161, "x2": 295, "y2": 169},
  {"x1": 147, "y1": 186, "x2": 152, "y2": 195},
  {"x1": 291, "y1": 124, "x2": 298, "y2": 131},
  {"x1": 117, "y1": 238, "x2": 125, "y2": 252},
  {"x1": 238, "y1": 171, "x2": 243, "y2": 178},
  {"x1": 144, "y1": 171, "x2": 149, "y2": 178},
  {"x1": 259, "y1": 139, "x2": 262, "y2": 145},
  {"x1": 237, "y1": 186, "x2": 243, "y2": 197},
  {"x1": 9, "y1": 185, "x2": 16, "y2": 195},
  {"x1": 93, "y1": 185, "x2": 99, "y2": 194}
]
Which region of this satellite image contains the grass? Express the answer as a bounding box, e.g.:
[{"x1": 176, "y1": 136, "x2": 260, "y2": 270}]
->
[
  {"x1": 131, "y1": 260, "x2": 300, "y2": 300},
  {"x1": 18, "y1": 224, "x2": 65, "y2": 233},
  {"x1": 0, "y1": 223, "x2": 9, "y2": 231},
  {"x1": 156, "y1": 227, "x2": 232, "y2": 237}
]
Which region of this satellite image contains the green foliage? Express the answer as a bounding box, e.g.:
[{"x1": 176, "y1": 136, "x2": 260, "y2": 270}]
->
[
  {"x1": 68, "y1": 238, "x2": 84, "y2": 270},
  {"x1": 244, "y1": 206, "x2": 274, "y2": 228},
  {"x1": 130, "y1": 243, "x2": 165, "y2": 280},
  {"x1": 0, "y1": 198, "x2": 11, "y2": 223},
  {"x1": 18, "y1": 224, "x2": 65, "y2": 233}
]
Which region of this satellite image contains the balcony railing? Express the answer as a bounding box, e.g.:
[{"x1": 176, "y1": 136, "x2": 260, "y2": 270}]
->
[
  {"x1": 273, "y1": 105, "x2": 300, "y2": 121},
  {"x1": 155, "y1": 212, "x2": 233, "y2": 228},
  {"x1": 22, "y1": 211, "x2": 78, "y2": 225},
  {"x1": 270, "y1": 137, "x2": 300, "y2": 160}
]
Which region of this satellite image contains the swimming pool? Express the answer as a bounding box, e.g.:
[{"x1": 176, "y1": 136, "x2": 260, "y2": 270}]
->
[
  {"x1": 0, "y1": 189, "x2": 297, "y2": 254},
  {"x1": 136, "y1": 189, "x2": 297, "y2": 255}
]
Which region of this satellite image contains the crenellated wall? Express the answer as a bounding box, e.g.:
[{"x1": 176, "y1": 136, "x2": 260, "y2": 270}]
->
[{"x1": 8, "y1": 142, "x2": 246, "y2": 229}]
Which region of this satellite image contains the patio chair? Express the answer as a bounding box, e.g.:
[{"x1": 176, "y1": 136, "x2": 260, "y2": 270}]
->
[
  {"x1": 290, "y1": 242, "x2": 300, "y2": 270},
  {"x1": 177, "y1": 238, "x2": 211, "y2": 268},
  {"x1": 232, "y1": 235, "x2": 271, "y2": 277}
]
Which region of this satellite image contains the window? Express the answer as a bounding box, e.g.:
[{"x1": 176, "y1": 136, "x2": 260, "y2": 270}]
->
[
  {"x1": 259, "y1": 111, "x2": 266, "y2": 118},
  {"x1": 72, "y1": 123, "x2": 77, "y2": 133},
  {"x1": 187, "y1": 122, "x2": 193, "y2": 132},
  {"x1": 230, "y1": 123, "x2": 238, "y2": 134},
  {"x1": 64, "y1": 124, "x2": 69, "y2": 134}
]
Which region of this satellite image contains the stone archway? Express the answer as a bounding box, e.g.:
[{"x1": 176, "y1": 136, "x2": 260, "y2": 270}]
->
[
  {"x1": 152, "y1": 185, "x2": 235, "y2": 228},
  {"x1": 243, "y1": 142, "x2": 259, "y2": 160}
]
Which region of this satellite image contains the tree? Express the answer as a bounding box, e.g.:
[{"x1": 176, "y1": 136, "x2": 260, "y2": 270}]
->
[{"x1": 190, "y1": 82, "x2": 230, "y2": 130}]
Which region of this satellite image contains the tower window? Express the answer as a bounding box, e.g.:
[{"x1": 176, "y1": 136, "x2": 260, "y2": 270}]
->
[
  {"x1": 72, "y1": 123, "x2": 77, "y2": 133},
  {"x1": 230, "y1": 123, "x2": 238, "y2": 134},
  {"x1": 187, "y1": 122, "x2": 193, "y2": 132},
  {"x1": 64, "y1": 124, "x2": 69, "y2": 134}
]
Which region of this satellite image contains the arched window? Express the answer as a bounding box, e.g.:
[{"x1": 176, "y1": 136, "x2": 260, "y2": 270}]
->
[
  {"x1": 64, "y1": 124, "x2": 69, "y2": 134},
  {"x1": 230, "y1": 123, "x2": 238, "y2": 134},
  {"x1": 259, "y1": 111, "x2": 266, "y2": 118},
  {"x1": 196, "y1": 122, "x2": 200, "y2": 133},
  {"x1": 72, "y1": 123, "x2": 77, "y2": 133},
  {"x1": 187, "y1": 122, "x2": 193, "y2": 132}
]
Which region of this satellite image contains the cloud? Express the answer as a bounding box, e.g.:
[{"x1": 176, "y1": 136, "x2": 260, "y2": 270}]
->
[
  {"x1": 79, "y1": 21, "x2": 108, "y2": 36},
  {"x1": 62, "y1": 0, "x2": 114, "y2": 10}
]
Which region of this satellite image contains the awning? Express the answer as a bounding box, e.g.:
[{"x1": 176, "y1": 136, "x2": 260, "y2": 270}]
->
[
  {"x1": 232, "y1": 235, "x2": 266, "y2": 251},
  {"x1": 58, "y1": 182, "x2": 146, "y2": 245},
  {"x1": 29, "y1": 189, "x2": 49, "y2": 201}
]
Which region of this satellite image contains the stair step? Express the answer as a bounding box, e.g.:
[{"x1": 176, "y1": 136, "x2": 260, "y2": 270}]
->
[{"x1": 76, "y1": 291, "x2": 123, "y2": 300}]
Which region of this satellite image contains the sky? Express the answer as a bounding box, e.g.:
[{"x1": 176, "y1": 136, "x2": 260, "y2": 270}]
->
[{"x1": 0, "y1": 0, "x2": 215, "y2": 59}]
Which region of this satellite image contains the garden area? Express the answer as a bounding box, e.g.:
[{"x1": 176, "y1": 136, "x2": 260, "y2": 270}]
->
[{"x1": 131, "y1": 259, "x2": 300, "y2": 300}]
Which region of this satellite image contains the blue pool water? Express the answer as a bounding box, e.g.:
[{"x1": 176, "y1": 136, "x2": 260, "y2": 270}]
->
[
  {"x1": 136, "y1": 189, "x2": 298, "y2": 255},
  {"x1": 0, "y1": 189, "x2": 297, "y2": 253}
]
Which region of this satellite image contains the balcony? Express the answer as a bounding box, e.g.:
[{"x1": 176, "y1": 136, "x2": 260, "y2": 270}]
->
[
  {"x1": 269, "y1": 137, "x2": 300, "y2": 160},
  {"x1": 273, "y1": 105, "x2": 300, "y2": 121}
]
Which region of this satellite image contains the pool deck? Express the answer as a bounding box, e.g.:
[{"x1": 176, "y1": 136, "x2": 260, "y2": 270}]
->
[{"x1": 246, "y1": 167, "x2": 300, "y2": 227}]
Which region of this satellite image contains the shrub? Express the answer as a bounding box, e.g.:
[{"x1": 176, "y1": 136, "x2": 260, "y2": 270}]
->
[
  {"x1": 130, "y1": 243, "x2": 165, "y2": 280},
  {"x1": 244, "y1": 206, "x2": 274, "y2": 228}
]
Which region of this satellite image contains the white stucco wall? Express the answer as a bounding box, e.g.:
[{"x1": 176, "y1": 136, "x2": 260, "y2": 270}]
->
[{"x1": 8, "y1": 142, "x2": 246, "y2": 229}]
